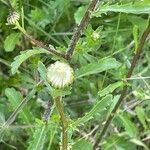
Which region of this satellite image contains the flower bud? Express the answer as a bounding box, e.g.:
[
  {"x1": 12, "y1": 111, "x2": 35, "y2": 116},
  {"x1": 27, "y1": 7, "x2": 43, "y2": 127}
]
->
[
  {"x1": 47, "y1": 61, "x2": 74, "y2": 89},
  {"x1": 92, "y1": 31, "x2": 100, "y2": 41},
  {"x1": 7, "y1": 11, "x2": 20, "y2": 25}
]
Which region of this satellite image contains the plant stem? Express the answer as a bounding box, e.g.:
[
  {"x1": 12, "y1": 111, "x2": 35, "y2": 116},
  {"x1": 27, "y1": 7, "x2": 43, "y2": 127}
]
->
[
  {"x1": 94, "y1": 21, "x2": 150, "y2": 149},
  {"x1": 15, "y1": 22, "x2": 66, "y2": 59},
  {"x1": 66, "y1": 0, "x2": 99, "y2": 59},
  {"x1": 54, "y1": 97, "x2": 68, "y2": 150}
]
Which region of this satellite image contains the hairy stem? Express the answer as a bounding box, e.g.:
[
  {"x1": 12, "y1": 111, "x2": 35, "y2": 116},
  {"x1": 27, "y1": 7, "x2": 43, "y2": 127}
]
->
[
  {"x1": 66, "y1": 0, "x2": 99, "y2": 59},
  {"x1": 54, "y1": 97, "x2": 68, "y2": 150},
  {"x1": 94, "y1": 21, "x2": 150, "y2": 149}
]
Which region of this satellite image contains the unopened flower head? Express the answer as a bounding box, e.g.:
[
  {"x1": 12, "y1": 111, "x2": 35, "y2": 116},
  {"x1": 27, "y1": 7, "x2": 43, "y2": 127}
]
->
[
  {"x1": 47, "y1": 61, "x2": 74, "y2": 89},
  {"x1": 92, "y1": 31, "x2": 100, "y2": 41},
  {"x1": 7, "y1": 11, "x2": 20, "y2": 25}
]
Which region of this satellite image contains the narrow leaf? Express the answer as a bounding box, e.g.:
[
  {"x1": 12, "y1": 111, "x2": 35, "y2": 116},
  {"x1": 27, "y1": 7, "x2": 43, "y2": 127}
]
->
[
  {"x1": 93, "y1": 3, "x2": 150, "y2": 17},
  {"x1": 135, "y1": 106, "x2": 147, "y2": 130},
  {"x1": 75, "y1": 58, "x2": 120, "y2": 78},
  {"x1": 69, "y1": 95, "x2": 112, "y2": 131},
  {"x1": 11, "y1": 49, "x2": 49, "y2": 75},
  {"x1": 5, "y1": 88, "x2": 31, "y2": 124},
  {"x1": 27, "y1": 125, "x2": 47, "y2": 150},
  {"x1": 119, "y1": 114, "x2": 138, "y2": 137},
  {"x1": 98, "y1": 81, "x2": 123, "y2": 97}
]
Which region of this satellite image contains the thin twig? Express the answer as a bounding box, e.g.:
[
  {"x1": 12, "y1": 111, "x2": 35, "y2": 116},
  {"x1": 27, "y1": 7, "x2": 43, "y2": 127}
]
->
[
  {"x1": 16, "y1": 25, "x2": 66, "y2": 59},
  {"x1": 66, "y1": 0, "x2": 99, "y2": 59},
  {"x1": 94, "y1": 21, "x2": 150, "y2": 149}
]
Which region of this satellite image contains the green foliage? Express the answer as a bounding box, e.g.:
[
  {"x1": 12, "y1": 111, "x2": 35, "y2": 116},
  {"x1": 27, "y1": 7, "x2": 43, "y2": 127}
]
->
[
  {"x1": 11, "y1": 49, "x2": 49, "y2": 74},
  {"x1": 4, "y1": 32, "x2": 21, "y2": 52},
  {"x1": 27, "y1": 125, "x2": 47, "y2": 150},
  {"x1": 75, "y1": 58, "x2": 121, "y2": 78},
  {"x1": 5, "y1": 88, "x2": 32, "y2": 124},
  {"x1": 72, "y1": 139, "x2": 92, "y2": 150},
  {"x1": 0, "y1": 0, "x2": 150, "y2": 149},
  {"x1": 69, "y1": 95, "x2": 113, "y2": 131},
  {"x1": 93, "y1": 2, "x2": 150, "y2": 17},
  {"x1": 98, "y1": 81, "x2": 123, "y2": 97}
]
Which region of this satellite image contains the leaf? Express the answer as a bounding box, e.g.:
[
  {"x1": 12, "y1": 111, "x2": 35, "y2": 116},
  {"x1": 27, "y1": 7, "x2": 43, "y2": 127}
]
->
[
  {"x1": 98, "y1": 81, "x2": 123, "y2": 97},
  {"x1": 11, "y1": 49, "x2": 49, "y2": 75},
  {"x1": 4, "y1": 33, "x2": 20, "y2": 52},
  {"x1": 75, "y1": 58, "x2": 120, "y2": 78},
  {"x1": 119, "y1": 114, "x2": 138, "y2": 137},
  {"x1": 69, "y1": 95, "x2": 112, "y2": 131},
  {"x1": 93, "y1": 3, "x2": 150, "y2": 17},
  {"x1": 27, "y1": 125, "x2": 47, "y2": 150},
  {"x1": 135, "y1": 106, "x2": 147, "y2": 130},
  {"x1": 72, "y1": 139, "x2": 93, "y2": 150},
  {"x1": 74, "y1": 6, "x2": 86, "y2": 24},
  {"x1": 130, "y1": 139, "x2": 149, "y2": 150},
  {"x1": 5, "y1": 88, "x2": 32, "y2": 124}
]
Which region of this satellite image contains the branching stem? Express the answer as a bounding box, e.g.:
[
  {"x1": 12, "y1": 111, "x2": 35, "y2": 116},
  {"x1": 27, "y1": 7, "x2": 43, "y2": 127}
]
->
[
  {"x1": 94, "y1": 21, "x2": 150, "y2": 149},
  {"x1": 66, "y1": 0, "x2": 99, "y2": 59}
]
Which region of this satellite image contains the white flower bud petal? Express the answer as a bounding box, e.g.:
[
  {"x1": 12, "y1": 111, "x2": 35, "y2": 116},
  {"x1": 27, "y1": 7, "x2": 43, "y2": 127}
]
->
[
  {"x1": 7, "y1": 11, "x2": 20, "y2": 24},
  {"x1": 47, "y1": 61, "x2": 74, "y2": 88}
]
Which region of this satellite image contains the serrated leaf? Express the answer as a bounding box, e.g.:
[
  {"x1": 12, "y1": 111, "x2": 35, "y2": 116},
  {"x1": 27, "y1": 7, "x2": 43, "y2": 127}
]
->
[
  {"x1": 5, "y1": 88, "x2": 31, "y2": 124},
  {"x1": 69, "y1": 95, "x2": 112, "y2": 131},
  {"x1": 98, "y1": 81, "x2": 123, "y2": 97},
  {"x1": 4, "y1": 33, "x2": 20, "y2": 52},
  {"x1": 27, "y1": 125, "x2": 47, "y2": 150},
  {"x1": 93, "y1": 3, "x2": 150, "y2": 17},
  {"x1": 72, "y1": 139, "x2": 92, "y2": 150},
  {"x1": 75, "y1": 58, "x2": 120, "y2": 78},
  {"x1": 11, "y1": 49, "x2": 49, "y2": 75}
]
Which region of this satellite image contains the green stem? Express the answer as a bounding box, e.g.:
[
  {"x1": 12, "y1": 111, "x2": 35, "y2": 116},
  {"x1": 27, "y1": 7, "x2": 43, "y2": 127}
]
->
[{"x1": 54, "y1": 97, "x2": 68, "y2": 150}]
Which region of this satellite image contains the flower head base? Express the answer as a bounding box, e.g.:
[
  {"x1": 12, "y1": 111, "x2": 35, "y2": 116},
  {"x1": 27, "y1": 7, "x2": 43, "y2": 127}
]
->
[
  {"x1": 7, "y1": 11, "x2": 20, "y2": 25},
  {"x1": 47, "y1": 61, "x2": 74, "y2": 89}
]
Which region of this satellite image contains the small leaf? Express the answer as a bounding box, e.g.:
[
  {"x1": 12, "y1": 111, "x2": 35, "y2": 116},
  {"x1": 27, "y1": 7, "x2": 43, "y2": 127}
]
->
[
  {"x1": 74, "y1": 6, "x2": 86, "y2": 24},
  {"x1": 5, "y1": 88, "x2": 32, "y2": 124},
  {"x1": 38, "y1": 61, "x2": 53, "y2": 93},
  {"x1": 119, "y1": 114, "x2": 138, "y2": 137},
  {"x1": 27, "y1": 125, "x2": 47, "y2": 150},
  {"x1": 11, "y1": 49, "x2": 49, "y2": 75},
  {"x1": 135, "y1": 106, "x2": 147, "y2": 130},
  {"x1": 130, "y1": 139, "x2": 149, "y2": 150},
  {"x1": 69, "y1": 95, "x2": 112, "y2": 131},
  {"x1": 4, "y1": 33, "x2": 20, "y2": 52},
  {"x1": 98, "y1": 81, "x2": 123, "y2": 97},
  {"x1": 75, "y1": 58, "x2": 120, "y2": 78},
  {"x1": 72, "y1": 139, "x2": 93, "y2": 150}
]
